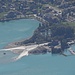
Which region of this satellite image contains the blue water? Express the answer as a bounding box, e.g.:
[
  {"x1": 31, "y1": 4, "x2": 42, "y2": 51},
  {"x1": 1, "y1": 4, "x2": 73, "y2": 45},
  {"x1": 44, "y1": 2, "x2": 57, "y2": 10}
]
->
[{"x1": 0, "y1": 19, "x2": 75, "y2": 75}]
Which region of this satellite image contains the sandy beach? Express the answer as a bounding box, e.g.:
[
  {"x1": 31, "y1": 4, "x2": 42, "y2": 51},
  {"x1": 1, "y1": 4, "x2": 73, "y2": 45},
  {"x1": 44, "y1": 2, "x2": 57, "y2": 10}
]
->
[{"x1": 1, "y1": 42, "x2": 49, "y2": 60}]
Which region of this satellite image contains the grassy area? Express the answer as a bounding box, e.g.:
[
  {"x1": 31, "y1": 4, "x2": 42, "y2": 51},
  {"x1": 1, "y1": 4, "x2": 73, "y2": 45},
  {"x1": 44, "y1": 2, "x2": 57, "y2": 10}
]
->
[
  {"x1": 68, "y1": 22, "x2": 75, "y2": 26},
  {"x1": 62, "y1": 22, "x2": 75, "y2": 32},
  {"x1": 0, "y1": 12, "x2": 7, "y2": 19},
  {"x1": 63, "y1": 22, "x2": 75, "y2": 26}
]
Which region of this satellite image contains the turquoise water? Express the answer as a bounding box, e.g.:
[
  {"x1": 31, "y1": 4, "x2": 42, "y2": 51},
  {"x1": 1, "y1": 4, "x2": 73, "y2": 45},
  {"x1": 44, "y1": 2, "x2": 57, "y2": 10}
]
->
[
  {"x1": 0, "y1": 19, "x2": 75, "y2": 75},
  {"x1": 0, "y1": 19, "x2": 39, "y2": 49}
]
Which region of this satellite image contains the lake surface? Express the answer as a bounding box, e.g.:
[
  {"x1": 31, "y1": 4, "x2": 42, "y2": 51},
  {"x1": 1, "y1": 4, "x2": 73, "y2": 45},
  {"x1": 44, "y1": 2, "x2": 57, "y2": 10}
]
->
[{"x1": 0, "y1": 19, "x2": 75, "y2": 75}]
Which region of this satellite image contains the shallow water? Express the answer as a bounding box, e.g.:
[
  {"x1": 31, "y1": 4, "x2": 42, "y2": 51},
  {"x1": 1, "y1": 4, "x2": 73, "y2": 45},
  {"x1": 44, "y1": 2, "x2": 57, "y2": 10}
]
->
[
  {"x1": 0, "y1": 19, "x2": 39, "y2": 49},
  {"x1": 0, "y1": 19, "x2": 39, "y2": 63},
  {"x1": 0, "y1": 19, "x2": 75, "y2": 75}
]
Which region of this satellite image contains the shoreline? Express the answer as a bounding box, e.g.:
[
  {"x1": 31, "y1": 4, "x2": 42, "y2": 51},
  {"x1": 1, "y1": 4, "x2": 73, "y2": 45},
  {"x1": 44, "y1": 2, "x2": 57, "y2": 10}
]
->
[
  {"x1": 1, "y1": 14, "x2": 75, "y2": 60},
  {"x1": 4, "y1": 37, "x2": 32, "y2": 49},
  {"x1": 3, "y1": 42, "x2": 51, "y2": 60},
  {"x1": 2, "y1": 39, "x2": 75, "y2": 60},
  {"x1": 0, "y1": 14, "x2": 49, "y2": 25},
  {"x1": 3, "y1": 39, "x2": 75, "y2": 60},
  {"x1": 3, "y1": 33, "x2": 75, "y2": 55}
]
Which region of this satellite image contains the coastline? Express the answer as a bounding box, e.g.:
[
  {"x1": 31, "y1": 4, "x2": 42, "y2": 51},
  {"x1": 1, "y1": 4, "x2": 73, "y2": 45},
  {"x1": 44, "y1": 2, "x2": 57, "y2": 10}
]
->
[
  {"x1": 0, "y1": 14, "x2": 49, "y2": 25},
  {"x1": 1, "y1": 17, "x2": 50, "y2": 60},
  {"x1": 1, "y1": 14, "x2": 75, "y2": 60},
  {"x1": 4, "y1": 37, "x2": 31, "y2": 49},
  {"x1": 3, "y1": 36, "x2": 75, "y2": 60},
  {"x1": 3, "y1": 28, "x2": 75, "y2": 59},
  {"x1": 3, "y1": 42, "x2": 51, "y2": 60}
]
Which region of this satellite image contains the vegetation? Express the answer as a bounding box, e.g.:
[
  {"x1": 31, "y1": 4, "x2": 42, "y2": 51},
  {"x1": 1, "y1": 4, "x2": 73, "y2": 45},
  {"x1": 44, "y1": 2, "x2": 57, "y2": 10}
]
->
[
  {"x1": 63, "y1": 22, "x2": 75, "y2": 29},
  {"x1": 51, "y1": 24, "x2": 74, "y2": 40},
  {"x1": 0, "y1": 0, "x2": 75, "y2": 54},
  {"x1": 0, "y1": 12, "x2": 7, "y2": 19}
]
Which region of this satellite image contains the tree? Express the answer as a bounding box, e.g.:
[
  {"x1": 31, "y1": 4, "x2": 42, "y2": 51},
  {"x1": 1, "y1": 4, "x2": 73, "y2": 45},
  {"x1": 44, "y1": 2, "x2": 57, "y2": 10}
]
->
[{"x1": 51, "y1": 25, "x2": 74, "y2": 40}]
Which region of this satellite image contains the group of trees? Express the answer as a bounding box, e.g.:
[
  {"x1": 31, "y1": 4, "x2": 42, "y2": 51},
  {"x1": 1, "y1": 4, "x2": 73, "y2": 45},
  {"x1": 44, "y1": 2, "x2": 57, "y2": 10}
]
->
[
  {"x1": 24, "y1": 23, "x2": 75, "y2": 45},
  {"x1": 51, "y1": 25, "x2": 74, "y2": 40}
]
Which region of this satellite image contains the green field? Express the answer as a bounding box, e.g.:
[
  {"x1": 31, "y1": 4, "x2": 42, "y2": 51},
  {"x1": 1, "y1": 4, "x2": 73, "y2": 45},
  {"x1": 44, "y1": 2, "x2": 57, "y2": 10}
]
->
[
  {"x1": 62, "y1": 22, "x2": 75, "y2": 32},
  {"x1": 0, "y1": 12, "x2": 7, "y2": 19}
]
